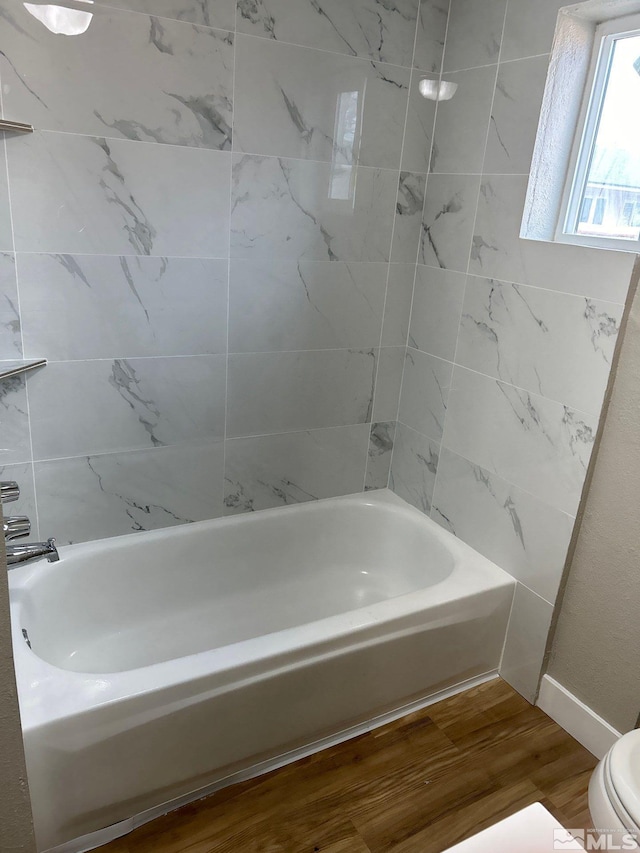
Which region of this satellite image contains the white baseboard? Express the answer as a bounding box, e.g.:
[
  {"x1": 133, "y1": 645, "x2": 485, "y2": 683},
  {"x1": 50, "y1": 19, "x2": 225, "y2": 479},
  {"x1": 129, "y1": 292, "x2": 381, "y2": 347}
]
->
[{"x1": 537, "y1": 675, "x2": 623, "y2": 759}]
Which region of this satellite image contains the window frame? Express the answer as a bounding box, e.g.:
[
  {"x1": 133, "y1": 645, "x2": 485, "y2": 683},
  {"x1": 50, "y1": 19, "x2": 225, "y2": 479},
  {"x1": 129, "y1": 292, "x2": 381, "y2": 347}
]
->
[{"x1": 556, "y1": 12, "x2": 640, "y2": 252}]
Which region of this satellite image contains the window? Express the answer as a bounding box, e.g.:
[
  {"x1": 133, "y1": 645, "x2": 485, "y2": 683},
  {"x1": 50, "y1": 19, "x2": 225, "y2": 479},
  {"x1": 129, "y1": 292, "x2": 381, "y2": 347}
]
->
[
  {"x1": 579, "y1": 197, "x2": 593, "y2": 223},
  {"x1": 559, "y1": 13, "x2": 640, "y2": 250}
]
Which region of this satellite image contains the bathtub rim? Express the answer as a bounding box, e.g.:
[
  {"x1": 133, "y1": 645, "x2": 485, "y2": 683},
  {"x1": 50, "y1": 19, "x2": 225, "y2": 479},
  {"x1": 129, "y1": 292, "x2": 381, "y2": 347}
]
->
[{"x1": 9, "y1": 490, "x2": 515, "y2": 731}]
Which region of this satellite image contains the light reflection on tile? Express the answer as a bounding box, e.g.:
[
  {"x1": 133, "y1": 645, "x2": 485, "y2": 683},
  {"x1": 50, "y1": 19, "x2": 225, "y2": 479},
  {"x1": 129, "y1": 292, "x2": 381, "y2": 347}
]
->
[
  {"x1": 230, "y1": 154, "x2": 396, "y2": 262},
  {"x1": 233, "y1": 36, "x2": 409, "y2": 169}
]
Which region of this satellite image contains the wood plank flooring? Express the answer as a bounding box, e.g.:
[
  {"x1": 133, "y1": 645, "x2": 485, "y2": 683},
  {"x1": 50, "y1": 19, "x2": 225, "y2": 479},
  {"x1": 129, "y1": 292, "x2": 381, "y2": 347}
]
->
[{"x1": 100, "y1": 678, "x2": 597, "y2": 853}]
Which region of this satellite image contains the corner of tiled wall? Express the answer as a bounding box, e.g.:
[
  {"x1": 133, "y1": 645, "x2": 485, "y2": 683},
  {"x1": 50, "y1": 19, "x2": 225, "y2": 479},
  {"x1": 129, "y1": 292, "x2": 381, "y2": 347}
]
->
[{"x1": 389, "y1": 0, "x2": 637, "y2": 701}]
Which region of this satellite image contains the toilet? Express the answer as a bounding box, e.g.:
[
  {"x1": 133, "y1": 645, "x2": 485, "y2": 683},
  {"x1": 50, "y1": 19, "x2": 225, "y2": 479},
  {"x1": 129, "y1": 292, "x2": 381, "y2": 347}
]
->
[{"x1": 589, "y1": 730, "x2": 640, "y2": 849}]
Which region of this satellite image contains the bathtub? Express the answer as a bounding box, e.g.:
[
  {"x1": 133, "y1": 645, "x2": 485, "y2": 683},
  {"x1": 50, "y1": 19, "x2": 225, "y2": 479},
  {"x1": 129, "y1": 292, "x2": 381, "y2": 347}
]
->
[{"x1": 9, "y1": 489, "x2": 515, "y2": 852}]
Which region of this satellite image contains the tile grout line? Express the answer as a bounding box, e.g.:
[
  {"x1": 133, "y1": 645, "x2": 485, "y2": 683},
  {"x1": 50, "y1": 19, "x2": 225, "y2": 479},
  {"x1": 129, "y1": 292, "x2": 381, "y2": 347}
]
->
[
  {"x1": 7, "y1": 249, "x2": 630, "y2": 306},
  {"x1": 430, "y1": 0, "x2": 510, "y2": 522},
  {"x1": 233, "y1": 23, "x2": 433, "y2": 74},
  {"x1": 22, "y1": 422, "x2": 373, "y2": 467},
  {"x1": 365, "y1": 0, "x2": 425, "y2": 494},
  {"x1": 28, "y1": 347, "x2": 402, "y2": 362},
  {"x1": 402, "y1": 346, "x2": 607, "y2": 419},
  {"x1": 21, "y1": 346, "x2": 603, "y2": 419},
  {"x1": 397, "y1": 418, "x2": 577, "y2": 525},
  {"x1": 21, "y1": 127, "x2": 419, "y2": 178},
  {"x1": 390, "y1": 0, "x2": 452, "y2": 493},
  {"x1": 74, "y1": 0, "x2": 237, "y2": 38},
  {"x1": 410, "y1": 261, "x2": 631, "y2": 306},
  {"x1": 221, "y1": 5, "x2": 239, "y2": 516}
]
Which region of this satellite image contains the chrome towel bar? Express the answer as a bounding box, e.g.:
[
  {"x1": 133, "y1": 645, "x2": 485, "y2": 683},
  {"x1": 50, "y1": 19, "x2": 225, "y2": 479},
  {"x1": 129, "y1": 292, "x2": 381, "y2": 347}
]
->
[{"x1": 0, "y1": 119, "x2": 34, "y2": 134}]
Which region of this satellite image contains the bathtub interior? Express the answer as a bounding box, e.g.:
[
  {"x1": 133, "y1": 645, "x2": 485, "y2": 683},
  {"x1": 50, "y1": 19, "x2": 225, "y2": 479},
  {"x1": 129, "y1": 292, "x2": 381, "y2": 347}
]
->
[{"x1": 16, "y1": 495, "x2": 457, "y2": 674}]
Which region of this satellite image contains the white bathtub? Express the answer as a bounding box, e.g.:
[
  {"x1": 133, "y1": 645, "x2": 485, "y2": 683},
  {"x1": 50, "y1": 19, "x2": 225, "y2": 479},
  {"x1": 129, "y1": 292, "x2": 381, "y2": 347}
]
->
[{"x1": 9, "y1": 489, "x2": 515, "y2": 852}]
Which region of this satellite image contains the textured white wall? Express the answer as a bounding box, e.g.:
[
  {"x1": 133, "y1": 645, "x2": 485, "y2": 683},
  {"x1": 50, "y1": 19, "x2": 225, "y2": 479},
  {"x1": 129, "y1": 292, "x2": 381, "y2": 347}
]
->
[{"x1": 0, "y1": 515, "x2": 36, "y2": 853}]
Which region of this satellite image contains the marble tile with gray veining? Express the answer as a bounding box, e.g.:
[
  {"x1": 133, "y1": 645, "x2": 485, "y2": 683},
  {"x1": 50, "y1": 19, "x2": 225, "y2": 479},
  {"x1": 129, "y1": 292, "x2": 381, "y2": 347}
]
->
[
  {"x1": 500, "y1": 582, "x2": 553, "y2": 702},
  {"x1": 19, "y1": 254, "x2": 228, "y2": 360},
  {"x1": 0, "y1": 376, "x2": 31, "y2": 465},
  {"x1": 382, "y1": 264, "x2": 415, "y2": 347},
  {"x1": 229, "y1": 260, "x2": 386, "y2": 353},
  {"x1": 0, "y1": 5, "x2": 233, "y2": 149},
  {"x1": 365, "y1": 421, "x2": 396, "y2": 491},
  {"x1": 93, "y1": 0, "x2": 235, "y2": 28},
  {"x1": 223, "y1": 424, "x2": 369, "y2": 514},
  {"x1": 372, "y1": 346, "x2": 405, "y2": 422},
  {"x1": 399, "y1": 348, "x2": 453, "y2": 441},
  {"x1": 230, "y1": 154, "x2": 396, "y2": 262},
  {"x1": 469, "y1": 175, "x2": 636, "y2": 303},
  {"x1": 443, "y1": 0, "x2": 507, "y2": 72},
  {"x1": 408, "y1": 265, "x2": 466, "y2": 360},
  {"x1": 8, "y1": 132, "x2": 231, "y2": 257},
  {"x1": 443, "y1": 366, "x2": 597, "y2": 516},
  {"x1": 227, "y1": 349, "x2": 378, "y2": 438},
  {"x1": 420, "y1": 173, "x2": 481, "y2": 271},
  {"x1": 432, "y1": 447, "x2": 575, "y2": 603},
  {"x1": 0, "y1": 142, "x2": 11, "y2": 252},
  {"x1": 28, "y1": 356, "x2": 226, "y2": 460},
  {"x1": 413, "y1": 0, "x2": 449, "y2": 73},
  {"x1": 391, "y1": 173, "x2": 427, "y2": 263},
  {"x1": 430, "y1": 64, "x2": 497, "y2": 174},
  {"x1": 484, "y1": 55, "x2": 549, "y2": 175},
  {"x1": 500, "y1": 0, "x2": 565, "y2": 62},
  {"x1": 0, "y1": 254, "x2": 22, "y2": 359},
  {"x1": 457, "y1": 277, "x2": 623, "y2": 415},
  {"x1": 401, "y1": 71, "x2": 437, "y2": 174},
  {"x1": 389, "y1": 421, "x2": 439, "y2": 514},
  {"x1": 233, "y1": 36, "x2": 409, "y2": 169},
  {"x1": 35, "y1": 443, "x2": 225, "y2": 545},
  {"x1": 0, "y1": 463, "x2": 37, "y2": 537},
  {"x1": 236, "y1": 0, "x2": 419, "y2": 66}
]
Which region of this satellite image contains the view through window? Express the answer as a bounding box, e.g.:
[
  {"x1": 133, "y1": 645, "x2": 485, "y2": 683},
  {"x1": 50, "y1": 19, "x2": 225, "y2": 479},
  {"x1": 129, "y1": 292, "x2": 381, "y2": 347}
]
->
[{"x1": 564, "y1": 18, "x2": 640, "y2": 246}]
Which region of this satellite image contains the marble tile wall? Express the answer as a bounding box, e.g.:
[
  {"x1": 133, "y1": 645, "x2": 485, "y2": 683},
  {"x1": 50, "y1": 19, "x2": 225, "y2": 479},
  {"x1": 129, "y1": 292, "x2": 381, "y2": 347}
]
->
[
  {"x1": 0, "y1": 0, "x2": 448, "y2": 543},
  {"x1": 388, "y1": 0, "x2": 638, "y2": 701}
]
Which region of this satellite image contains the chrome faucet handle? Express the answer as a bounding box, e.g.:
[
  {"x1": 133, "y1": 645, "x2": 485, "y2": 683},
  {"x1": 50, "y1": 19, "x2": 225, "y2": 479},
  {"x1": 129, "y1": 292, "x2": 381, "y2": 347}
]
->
[
  {"x1": 4, "y1": 516, "x2": 30, "y2": 541},
  {"x1": 0, "y1": 481, "x2": 20, "y2": 504},
  {"x1": 3, "y1": 515, "x2": 31, "y2": 542}
]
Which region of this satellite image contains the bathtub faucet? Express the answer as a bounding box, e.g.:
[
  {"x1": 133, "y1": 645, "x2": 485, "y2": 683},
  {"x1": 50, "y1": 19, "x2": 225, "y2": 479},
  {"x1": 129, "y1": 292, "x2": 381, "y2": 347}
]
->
[
  {"x1": 1, "y1": 480, "x2": 60, "y2": 568},
  {"x1": 6, "y1": 538, "x2": 60, "y2": 568}
]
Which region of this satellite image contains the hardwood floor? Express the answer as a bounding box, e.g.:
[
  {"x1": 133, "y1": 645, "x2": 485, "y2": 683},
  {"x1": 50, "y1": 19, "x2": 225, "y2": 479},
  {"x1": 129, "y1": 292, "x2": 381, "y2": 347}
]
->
[{"x1": 100, "y1": 678, "x2": 597, "y2": 853}]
